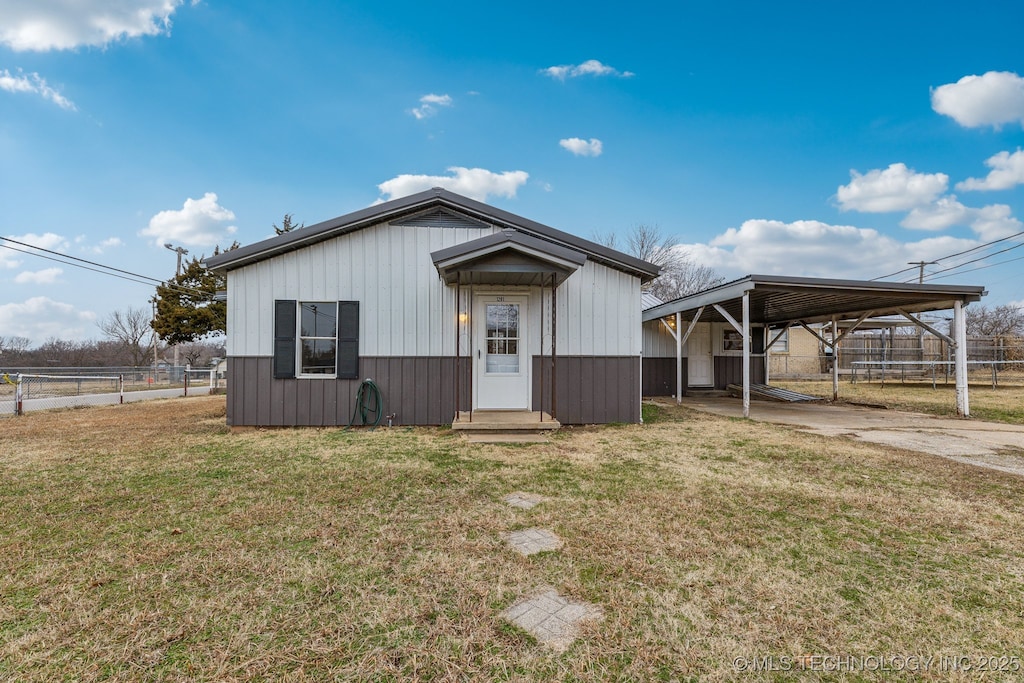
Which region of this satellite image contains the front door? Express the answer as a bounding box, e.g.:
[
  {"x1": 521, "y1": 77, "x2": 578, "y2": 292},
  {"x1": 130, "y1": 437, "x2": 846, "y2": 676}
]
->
[
  {"x1": 687, "y1": 323, "x2": 713, "y2": 387},
  {"x1": 475, "y1": 295, "x2": 529, "y2": 409}
]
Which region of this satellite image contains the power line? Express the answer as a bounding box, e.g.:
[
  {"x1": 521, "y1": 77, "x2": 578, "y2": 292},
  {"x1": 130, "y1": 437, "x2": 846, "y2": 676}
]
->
[
  {"x1": 0, "y1": 243, "x2": 163, "y2": 289},
  {"x1": 0, "y1": 236, "x2": 208, "y2": 297},
  {"x1": 872, "y1": 229, "x2": 1024, "y2": 282},
  {"x1": 2, "y1": 235, "x2": 169, "y2": 285},
  {"x1": 925, "y1": 252, "x2": 1024, "y2": 281},
  {"x1": 917, "y1": 239, "x2": 1024, "y2": 283}
]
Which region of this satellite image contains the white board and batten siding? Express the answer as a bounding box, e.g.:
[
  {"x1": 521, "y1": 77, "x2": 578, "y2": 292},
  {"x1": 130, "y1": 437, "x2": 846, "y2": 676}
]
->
[{"x1": 227, "y1": 220, "x2": 643, "y2": 359}]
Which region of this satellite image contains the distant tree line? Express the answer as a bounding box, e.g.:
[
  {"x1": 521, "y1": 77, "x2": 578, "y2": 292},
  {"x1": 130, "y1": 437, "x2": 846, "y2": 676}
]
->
[{"x1": 0, "y1": 333, "x2": 223, "y2": 370}]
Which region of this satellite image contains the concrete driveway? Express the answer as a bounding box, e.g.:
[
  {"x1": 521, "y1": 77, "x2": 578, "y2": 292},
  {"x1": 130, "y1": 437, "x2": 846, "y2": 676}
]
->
[{"x1": 671, "y1": 395, "x2": 1024, "y2": 478}]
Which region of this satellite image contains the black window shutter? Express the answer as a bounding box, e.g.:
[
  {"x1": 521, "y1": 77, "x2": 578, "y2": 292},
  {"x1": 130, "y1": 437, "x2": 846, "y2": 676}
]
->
[
  {"x1": 336, "y1": 301, "x2": 359, "y2": 379},
  {"x1": 273, "y1": 300, "x2": 296, "y2": 379}
]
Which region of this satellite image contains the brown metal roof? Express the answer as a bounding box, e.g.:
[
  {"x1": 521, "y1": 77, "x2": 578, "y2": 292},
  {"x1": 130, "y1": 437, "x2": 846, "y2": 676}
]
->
[
  {"x1": 205, "y1": 188, "x2": 660, "y2": 281},
  {"x1": 642, "y1": 274, "x2": 987, "y2": 326}
]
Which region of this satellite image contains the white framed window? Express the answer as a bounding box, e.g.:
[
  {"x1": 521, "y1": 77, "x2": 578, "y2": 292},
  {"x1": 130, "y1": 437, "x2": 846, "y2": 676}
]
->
[
  {"x1": 273, "y1": 300, "x2": 360, "y2": 380},
  {"x1": 299, "y1": 301, "x2": 337, "y2": 376}
]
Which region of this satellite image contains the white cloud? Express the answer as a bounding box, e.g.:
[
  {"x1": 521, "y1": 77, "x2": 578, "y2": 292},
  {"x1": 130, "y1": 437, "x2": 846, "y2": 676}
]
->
[
  {"x1": 140, "y1": 192, "x2": 238, "y2": 248},
  {"x1": 900, "y1": 196, "x2": 1022, "y2": 240},
  {"x1": 559, "y1": 137, "x2": 603, "y2": 157},
  {"x1": 931, "y1": 71, "x2": 1024, "y2": 129},
  {"x1": 957, "y1": 149, "x2": 1024, "y2": 191},
  {"x1": 0, "y1": 296, "x2": 97, "y2": 344},
  {"x1": 0, "y1": 232, "x2": 69, "y2": 269},
  {"x1": 376, "y1": 167, "x2": 529, "y2": 203},
  {"x1": 0, "y1": 0, "x2": 189, "y2": 51},
  {"x1": 14, "y1": 267, "x2": 62, "y2": 284},
  {"x1": 900, "y1": 196, "x2": 972, "y2": 231},
  {"x1": 836, "y1": 163, "x2": 948, "y2": 213},
  {"x1": 683, "y1": 219, "x2": 981, "y2": 282},
  {"x1": 968, "y1": 203, "x2": 1023, "y2": 241},
  {"x1": 0, "y1": 68, "x2": 76, "y2": 110},
  {"x1": 542, "y1": 59, "x2": 634, "y2": 80},
  {"x1": 410, "y1": 93, "x2": 453, "y2": 119}
]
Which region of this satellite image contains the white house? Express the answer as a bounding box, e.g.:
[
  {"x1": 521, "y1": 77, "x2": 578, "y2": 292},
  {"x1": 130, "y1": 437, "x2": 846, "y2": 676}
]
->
[{"x1": 205, "y1": 188, "x2": 660, "y2": 427}]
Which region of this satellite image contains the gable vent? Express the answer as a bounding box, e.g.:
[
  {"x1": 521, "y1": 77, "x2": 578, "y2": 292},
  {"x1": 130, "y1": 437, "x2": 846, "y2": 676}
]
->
[{"x1": 392, "y1": 208, "x2": 490, "y2": 230}]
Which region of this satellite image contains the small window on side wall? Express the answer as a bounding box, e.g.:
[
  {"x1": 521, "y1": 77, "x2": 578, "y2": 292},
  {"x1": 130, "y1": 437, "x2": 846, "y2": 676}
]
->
[
  {"x1": 723, "y1": 329, "x2": 744, "y2": 352},
  {"x1": 273, "y1": 300, "x2": 359, "y2": 379},
  {"x1": 768, "y1": 329, "x2": 789, "y2": 353}
]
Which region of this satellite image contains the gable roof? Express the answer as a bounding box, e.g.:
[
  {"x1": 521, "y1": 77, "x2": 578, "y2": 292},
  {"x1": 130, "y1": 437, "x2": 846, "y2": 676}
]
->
[
  {"x1": 205, "y1": 187, "x2": 660, "y2": 281},
  {"x1": 431, "y1": 229, "x2": 587, "y2": 286}
]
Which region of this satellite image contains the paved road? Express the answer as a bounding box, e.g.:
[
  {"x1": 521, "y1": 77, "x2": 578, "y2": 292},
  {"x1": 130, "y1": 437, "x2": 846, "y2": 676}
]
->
[
  {"x1": 669, "y1": 395, "x2": 1024, "y2": 478},
  {"x1": 0, "y1": 385, "x2": 213, "y2": 416}
]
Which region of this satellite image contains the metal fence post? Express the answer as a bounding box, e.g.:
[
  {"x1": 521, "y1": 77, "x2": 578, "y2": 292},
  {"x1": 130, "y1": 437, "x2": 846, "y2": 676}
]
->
[
  {"x1": 15, "y1": 374, "x2": 23, "y2": 416},
  {"x1": 119, "y1": 374, "x2": 124, "y2": 404}
]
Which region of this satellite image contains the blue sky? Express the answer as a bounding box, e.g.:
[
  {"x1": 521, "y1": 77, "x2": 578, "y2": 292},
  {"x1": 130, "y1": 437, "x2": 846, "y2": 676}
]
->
[{"x1": 2, "y1": 0, "x2": 1023, "y2": 344}]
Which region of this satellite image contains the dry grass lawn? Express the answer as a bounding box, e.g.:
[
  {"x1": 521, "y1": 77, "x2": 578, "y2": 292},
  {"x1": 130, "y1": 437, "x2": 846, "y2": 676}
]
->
[
  {"x1": 775, "y1": 378, "x2": 1024, "y2": 424},
  {"x1": 2, "y1": 395, "x2": 1024, "y2": 681}
]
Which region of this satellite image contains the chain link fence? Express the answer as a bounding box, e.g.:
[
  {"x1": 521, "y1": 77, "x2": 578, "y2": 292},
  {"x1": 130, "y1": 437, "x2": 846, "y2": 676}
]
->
[
  {"x1": 0, "y1": 366, "x2": 225, "y2": 417},
  {"x1": 770, "y1": 336, "x2": 1024, "y2": 386}
]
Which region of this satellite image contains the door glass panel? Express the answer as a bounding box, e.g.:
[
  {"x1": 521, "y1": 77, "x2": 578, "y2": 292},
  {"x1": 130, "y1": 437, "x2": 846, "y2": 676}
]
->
[{"x1": 485, "y1": 303, "x2": 519, "y2": 373}]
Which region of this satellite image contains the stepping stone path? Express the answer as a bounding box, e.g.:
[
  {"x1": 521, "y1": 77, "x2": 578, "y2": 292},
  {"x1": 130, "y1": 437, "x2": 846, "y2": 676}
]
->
[
  {"x1": 498, "y1": 491, "x2": 603, "y2": 650},
  {"x1": 503, "y1": 527, "x2": 563, "y2": 556},
  {"x1": 502, "y1": 491, "x2": 546, "y2": 509},
  {"x1": 501, "y1": 587, "x2": 602, "y2": 652}
]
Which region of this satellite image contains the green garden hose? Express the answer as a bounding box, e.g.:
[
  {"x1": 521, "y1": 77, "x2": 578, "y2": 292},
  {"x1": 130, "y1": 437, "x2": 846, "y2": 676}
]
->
[{"x1": 347, "y1": 378, "x2": 383, "y2": 428}]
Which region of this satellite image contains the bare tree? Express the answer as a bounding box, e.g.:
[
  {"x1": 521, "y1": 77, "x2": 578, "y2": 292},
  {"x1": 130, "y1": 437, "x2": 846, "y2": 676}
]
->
[
  {"x1": 598, "y1": 224, "x2": 723, "y2": 301},
  {"x1": 965, "y1": 304, "x2": 1024, "y2": 337},
  {"x1": 0, "y1": 335, "x2": 32, "y2": 365},
  {"x1": 98, "y1": 307, "x2": 154, "y2": 367},
  {"x1": 177, "y1": 341, "x2": 223, "y2": 366}
]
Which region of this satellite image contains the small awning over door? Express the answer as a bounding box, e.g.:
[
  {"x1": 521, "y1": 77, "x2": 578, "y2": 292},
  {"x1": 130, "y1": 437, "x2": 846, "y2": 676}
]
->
[{"x1": 430, "y1": 229, "x2": 586, "y2": 286}]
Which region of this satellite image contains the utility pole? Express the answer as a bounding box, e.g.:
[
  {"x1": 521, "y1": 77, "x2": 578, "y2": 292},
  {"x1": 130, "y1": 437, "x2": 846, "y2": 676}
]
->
[
  {"x1": 164, "y1": 243, "x2": 189, "y2": 373},
  {"x1": 908, "y1": 261, "x2": 938, "y2": 362},
  {"x1": 908, "y1": 260, "x2": 937, "y2": 284}
]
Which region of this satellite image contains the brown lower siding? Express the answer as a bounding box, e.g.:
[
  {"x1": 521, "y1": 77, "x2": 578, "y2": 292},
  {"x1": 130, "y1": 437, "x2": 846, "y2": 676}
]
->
[
  {"x1": 642, "y1": 357, "x2": 686, "y2": 396},
  {"x1": 227, "y1": 356, "x2": 470, "y2": 427},
  {"x1": 532, "y1": 356, "x2": 640, "y2": 424},
  {"x1": 228, "y1": 355, "x2": 640, "y2": 426},
  {"x1": 644, "y1": 356, "x2": 766, "y2": 395}
]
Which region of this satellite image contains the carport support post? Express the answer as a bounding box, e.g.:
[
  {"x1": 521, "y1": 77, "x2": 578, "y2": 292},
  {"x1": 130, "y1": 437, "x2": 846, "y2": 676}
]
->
[
  {"x1": 954, "y1": 299, "x2": 970, "y2": 417},
  {"x1": 742, "y1": 291, "x2": 750, "y2": 418},
  {"x1": 832, "y1": 317, "x2": 840, "y2": 402},
  {"x1": 675, "y1": 312, "x2": 682, "y2": 405}
]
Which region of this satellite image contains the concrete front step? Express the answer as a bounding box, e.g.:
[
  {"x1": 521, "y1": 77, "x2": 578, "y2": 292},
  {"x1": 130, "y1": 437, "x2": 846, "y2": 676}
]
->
[{"x1": 451, "y1": 410, "x2": 560, "y2": 432}]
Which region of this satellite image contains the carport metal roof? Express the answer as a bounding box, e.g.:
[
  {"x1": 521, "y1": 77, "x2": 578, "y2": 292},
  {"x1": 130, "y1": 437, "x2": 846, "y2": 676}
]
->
[
  {"x1": 642, "y1": 274, "x2": 986, "y2": 325},
  {"x1": 642, "y1": 274, "x2": 987, "y2": 420}
]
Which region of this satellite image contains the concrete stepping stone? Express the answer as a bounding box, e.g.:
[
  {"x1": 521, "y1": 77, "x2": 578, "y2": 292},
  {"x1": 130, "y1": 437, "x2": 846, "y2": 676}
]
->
[
  {"x1": 503, "y1": 527, "x2": 562, "y2": 555},
  {"x1": 502, "y1": 492, "x2": 546, "y2": 509},
  {"x1": 501, "y1": 587, "x2": 603, "y2": 652}
]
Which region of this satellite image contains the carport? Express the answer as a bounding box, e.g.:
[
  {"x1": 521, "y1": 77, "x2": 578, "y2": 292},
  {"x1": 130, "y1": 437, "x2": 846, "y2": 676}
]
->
[{"x1": 641, "y1": 275, "x2": 986, "y2": 418}]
